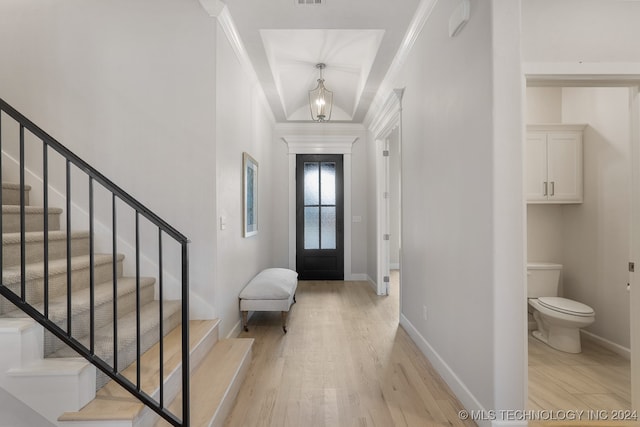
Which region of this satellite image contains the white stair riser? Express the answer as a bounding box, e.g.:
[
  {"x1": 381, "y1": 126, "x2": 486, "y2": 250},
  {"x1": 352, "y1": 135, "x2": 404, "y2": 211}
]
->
[
  {"x1": 0, "y1": 259, "x2": 124, "y2": 315},
  {"x1": 3, "y1": 211, "x2": 61, "y2": 233},
  {"x1": 44, "y1": 284, "x2": 156, "y2": 356},
  {"x1": 3, "y1": 234, "x2": 90, "y2": 268},
  {"x1": 4, "y1": 363, "x2": 96, "y2": 425},
  {"x1": 0, "y1": 319, "x2": 96, "y2": 427},
  {"x1": 0, "y1": 319, "x2": 44, "y2": 368}
]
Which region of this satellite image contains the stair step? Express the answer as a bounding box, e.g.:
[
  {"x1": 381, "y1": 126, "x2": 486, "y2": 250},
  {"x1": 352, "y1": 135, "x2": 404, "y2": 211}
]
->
[
  {"x1": 1, "y1": 205, "x2": 62, "y2": 233},
  {"x1": 2, "y1": 182, "x2": 31, "y2": 206},
  {"x1": 58, "y1": 320, "x2": 220, "y2": 425},
  {"x1": 2, "y1": 230, "x2": 90, "y2": 268},
  {"x1": 51, "y1": 299, "x2": 182, "y2": 388},
  {"x1": 156, "y1": 338, "x2": 254, "y2": 427},
  {"x1": 4, "y1": 276, "x2": 157, "y2": 355},
  {"x1": 0, "y1": 253, "x2": 125, "y2": 315}
]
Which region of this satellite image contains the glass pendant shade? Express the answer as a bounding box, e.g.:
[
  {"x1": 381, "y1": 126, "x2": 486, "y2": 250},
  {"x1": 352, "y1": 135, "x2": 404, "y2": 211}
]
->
[{"x1": 309, "y1": 64, "x2": 333, "y2": 122}]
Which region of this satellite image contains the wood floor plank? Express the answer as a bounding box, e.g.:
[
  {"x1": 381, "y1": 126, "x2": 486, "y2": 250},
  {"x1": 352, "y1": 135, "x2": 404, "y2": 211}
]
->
[
  {"x1": 528, "y1": 333, "x2": 631, "y2": 414},
  {"x1": 225, "y1": 277, "x2": 474, "y2": 427}
]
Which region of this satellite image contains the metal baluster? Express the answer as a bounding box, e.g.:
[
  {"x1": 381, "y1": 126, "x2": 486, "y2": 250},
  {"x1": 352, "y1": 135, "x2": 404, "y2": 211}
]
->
[
  {"x1": 0, "y1": 112, "x2": 3, "y2": 277},
  {"x1": 158, "y1": 229, "x2": 164, "y2": 408},
  {"x1": 135, "y1": 211, "x2": 141, "y2": 390},
  {"x1": 43, "y1": 143, "x2": 49, "y2": 318},
  {"x1": 19, "y1": 126, "x2": 25, "y2": 301},
  {"x1": 112, "y1": 194, "x2": 118, "y2": 372},
  {"x1": 89, "y1": 177, "x2": 95, "y2": 354},
  {"x1": 66, "y1": 160, "x2": 71, "y2": 336},
  {"x1": 181, "y1": 242, "x2": 190, "y2": 427}
]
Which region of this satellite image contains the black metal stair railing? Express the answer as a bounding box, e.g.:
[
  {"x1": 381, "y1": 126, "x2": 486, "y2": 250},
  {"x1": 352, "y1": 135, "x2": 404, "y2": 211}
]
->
[{"x1": 0, "y1": 98, "x2": 190, "y2": 427}]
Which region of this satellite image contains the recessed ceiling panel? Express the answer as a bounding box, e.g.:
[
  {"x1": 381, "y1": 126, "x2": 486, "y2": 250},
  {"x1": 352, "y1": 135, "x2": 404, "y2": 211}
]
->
[
  {"x1": 225, "y1": 0, "x2": 422, "y2": 122},
  {"x1": 261, "y1": 29, "x2": 384, "y2": 121}
]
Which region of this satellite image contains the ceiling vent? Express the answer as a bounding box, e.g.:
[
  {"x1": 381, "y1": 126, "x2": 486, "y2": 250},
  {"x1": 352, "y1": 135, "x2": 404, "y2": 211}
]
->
[{"x1": 296, "y1": 0, "x2": 323, "y2": 5}]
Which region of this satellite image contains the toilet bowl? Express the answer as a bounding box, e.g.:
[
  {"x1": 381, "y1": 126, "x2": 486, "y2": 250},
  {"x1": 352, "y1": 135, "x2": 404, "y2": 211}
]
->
[{"x1": 528, "y1": 296, "x2": 595, "y2": 353}]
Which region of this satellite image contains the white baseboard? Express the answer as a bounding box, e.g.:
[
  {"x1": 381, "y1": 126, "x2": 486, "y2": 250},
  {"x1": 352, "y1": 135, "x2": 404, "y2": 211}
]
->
[
  {"x1": 580, "y1": 330, "x2": 630, "y2": 360},
  {"x1": 349, "y1": 273, "x2": 369, "y2": 281},
  {"x1": 399, "y1": 314, "x2": 526, "y2": 427},
  {"x1": 226, "y1": 320, "x2": 243, "y2": 339}
]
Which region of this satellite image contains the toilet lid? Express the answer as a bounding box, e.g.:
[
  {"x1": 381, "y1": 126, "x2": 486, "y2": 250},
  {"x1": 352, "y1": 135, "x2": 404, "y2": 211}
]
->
[{"x1": 538, "y1": 297, "x2": 594, "y2": 317}]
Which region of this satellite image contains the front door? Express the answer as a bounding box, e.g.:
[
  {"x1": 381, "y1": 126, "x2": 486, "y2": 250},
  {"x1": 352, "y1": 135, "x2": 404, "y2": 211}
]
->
[{"x1": 296, "y1": 154, "x2": 344, "y2": 280}]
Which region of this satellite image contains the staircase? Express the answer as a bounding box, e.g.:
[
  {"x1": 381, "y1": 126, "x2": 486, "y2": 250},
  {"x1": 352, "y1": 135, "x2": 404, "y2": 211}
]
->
[{"x1": 0, "y1": 98, "x2": 253, "y2": 427}]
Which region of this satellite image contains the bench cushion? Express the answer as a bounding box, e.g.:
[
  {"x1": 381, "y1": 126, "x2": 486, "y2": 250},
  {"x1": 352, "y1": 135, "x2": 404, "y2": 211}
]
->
[{"x1": 239, "y1": 268, "x2": 298, "y2": 300}]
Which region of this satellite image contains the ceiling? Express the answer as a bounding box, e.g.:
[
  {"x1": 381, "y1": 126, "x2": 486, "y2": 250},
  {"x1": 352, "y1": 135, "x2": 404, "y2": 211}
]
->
[{"x1": 224, "y1": 0, "x2": 422, "y2": 123}]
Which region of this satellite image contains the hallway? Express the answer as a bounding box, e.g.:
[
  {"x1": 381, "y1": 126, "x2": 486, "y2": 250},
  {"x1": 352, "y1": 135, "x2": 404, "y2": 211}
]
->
[{"x1": 226, "y1": 276, "x2": 475, "y2": 427}]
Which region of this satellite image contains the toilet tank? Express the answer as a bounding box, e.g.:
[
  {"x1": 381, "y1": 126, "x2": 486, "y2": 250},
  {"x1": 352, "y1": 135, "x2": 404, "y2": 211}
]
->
[{"x1": 527, "y1": 262, "x2": 562, "y2": 298}]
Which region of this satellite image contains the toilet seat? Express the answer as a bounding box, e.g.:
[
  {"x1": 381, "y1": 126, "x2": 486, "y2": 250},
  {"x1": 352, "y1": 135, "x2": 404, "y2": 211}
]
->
[{"x1": 538, "y1": 297, "x2": 594, "y2": 317}]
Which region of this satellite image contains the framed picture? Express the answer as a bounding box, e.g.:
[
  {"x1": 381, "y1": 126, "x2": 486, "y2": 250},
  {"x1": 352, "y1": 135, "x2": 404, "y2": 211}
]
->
[{"x1": 243, "y1": 152, "x2": 259, "y2": 237}]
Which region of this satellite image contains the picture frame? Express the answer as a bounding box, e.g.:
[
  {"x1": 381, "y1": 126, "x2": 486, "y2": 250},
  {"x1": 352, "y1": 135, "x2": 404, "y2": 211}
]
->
[{"x1": 243, "y1": 152, "x2": 259, "y2": 237}]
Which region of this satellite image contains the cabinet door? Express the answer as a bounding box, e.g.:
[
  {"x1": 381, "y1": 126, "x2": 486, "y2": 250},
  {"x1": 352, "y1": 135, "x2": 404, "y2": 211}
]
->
[
  {"x1": 525, "y1": 132, "x2": 549, "y2": 202},
  {"x1": 547, "y1": 132, "x2": 583, "y2": 203}
]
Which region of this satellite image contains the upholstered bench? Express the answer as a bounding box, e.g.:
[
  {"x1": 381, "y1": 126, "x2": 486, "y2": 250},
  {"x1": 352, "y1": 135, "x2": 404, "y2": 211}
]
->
[{"x1": 239, "y1": 268, "x2": 298, "y2": 333}]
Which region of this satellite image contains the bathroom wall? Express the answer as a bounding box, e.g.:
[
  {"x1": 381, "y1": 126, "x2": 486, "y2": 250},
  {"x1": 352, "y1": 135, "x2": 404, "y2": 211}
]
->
[
  {"x1": 561, "y1": 87, "x2": 631, "y2": 349},
  {"x1": 526, "y1": 86, "x2": 632, "y2": 349},
  {"x1": 526, "y1": 88, "x2": 564, "y2": 263}
]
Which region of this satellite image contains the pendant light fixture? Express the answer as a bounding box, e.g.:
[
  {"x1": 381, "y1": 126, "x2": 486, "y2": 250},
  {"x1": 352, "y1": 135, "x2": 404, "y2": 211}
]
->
[{"x1": 309, "y1": 63, "x2": 333, "y2": 122}]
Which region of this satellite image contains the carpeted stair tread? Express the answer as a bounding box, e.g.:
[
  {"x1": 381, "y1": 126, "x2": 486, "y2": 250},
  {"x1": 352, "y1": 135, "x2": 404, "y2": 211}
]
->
[
  {"x1": 3, "y1": 276, "x2": 156, "y2": 325},
  {"x1": 2, "y1": 230, "x2": 90, "y2": 244},
  {"x1": 2, "y1": 253, "x2": 125, "y2": 285},
  {"x1": 2, "y1": 205, "x2": 62, "y2": 214},
  {"x1": 2, "y1": 183, "x2": 32, "y2": 191},
  {"x1": 49, "y1": 299, "x2": 181, "y2": 361}
]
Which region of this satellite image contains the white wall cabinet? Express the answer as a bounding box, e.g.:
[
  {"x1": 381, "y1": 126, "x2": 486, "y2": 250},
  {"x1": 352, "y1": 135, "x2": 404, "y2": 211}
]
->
[{"x1": 526, "y1": 124, "x2": 586, "y2": 204}]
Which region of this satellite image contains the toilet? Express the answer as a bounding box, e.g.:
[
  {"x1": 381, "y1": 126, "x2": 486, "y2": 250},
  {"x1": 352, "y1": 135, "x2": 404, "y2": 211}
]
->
[{"x1": 527, "y1": 262, "x2": 595, "y2": 353}]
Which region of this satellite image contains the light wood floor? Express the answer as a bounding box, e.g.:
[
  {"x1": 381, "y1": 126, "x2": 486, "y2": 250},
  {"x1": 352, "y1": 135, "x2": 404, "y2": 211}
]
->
[
  {"x1": 225, "y1": 275, "x2": 476, "y2": 427},
  {"x1": 528, "y1": 332, "x2": 631, "y2": 412}
]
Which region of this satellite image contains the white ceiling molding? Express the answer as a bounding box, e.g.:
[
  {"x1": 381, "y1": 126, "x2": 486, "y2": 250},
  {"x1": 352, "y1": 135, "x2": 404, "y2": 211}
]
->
[
  {"x1": 369, "y1": 88, "x2": 405, "y2": 140},
  {"x1": 198, "y1": 0, "x2": 225, "y2": 17},
  {"x1": 198, "y1": 3, "x2": 276, "y2": 123},
  {"x1": 364, "y1": 0, "x2": 440, "y2": 129},
  {"x1": 524, "y1": 62, "x2": 640, "y2": 86},
  {"x1": 281, "y1": 135, "x2": 359, "y2": 154}
]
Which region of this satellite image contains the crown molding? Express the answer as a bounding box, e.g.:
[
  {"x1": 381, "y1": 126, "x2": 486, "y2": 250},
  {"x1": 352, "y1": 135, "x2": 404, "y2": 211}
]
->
[
  {"x1": 364, "y1": 0, "x2": 439, "y2": 130},
  {"x1": 198, "y1": 1, "x2": 276, "y2": 123},
  {"x1": 369, "y1": 88, "x2": 405, "y2": 139},
  {"x1": 281, "y1": 135, "x2": 359, "y2": 155},
  {"x1": 198, "y1": 0, "x2": 225, "y2": 17}
]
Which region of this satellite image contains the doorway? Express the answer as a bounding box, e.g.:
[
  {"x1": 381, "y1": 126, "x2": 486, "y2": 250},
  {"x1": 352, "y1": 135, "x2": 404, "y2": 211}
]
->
[
  {"x1": 523, "y1": 81, "x2": 640, "y2": 411},
  {"x1": 295, "y1": 154, "x2": 344, "y2": 280}
]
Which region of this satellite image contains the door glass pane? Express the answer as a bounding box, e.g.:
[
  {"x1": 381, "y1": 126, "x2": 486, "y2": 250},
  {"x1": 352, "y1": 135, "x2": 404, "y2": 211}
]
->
[
  {"x1": 320, "y1": 162, "x2": 336, "y2": 205},
  {"x1": 304, "y1": 162, "x2": 319, "y2": 205},
  {"x1": 320, "y1": 207, "x2": 336, "y2": 249},
  {"x1": 304, "y1": 207, "x2": 319, "y2": 249}
]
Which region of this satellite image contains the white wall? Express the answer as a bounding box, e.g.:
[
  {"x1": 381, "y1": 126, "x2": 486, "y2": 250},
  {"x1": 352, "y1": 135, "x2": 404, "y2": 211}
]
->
[
  {"x1": 0, "y1": 0, "x2": 219, "y2": 316},
  {"x1": 525, "y1": 87, "x2": 631, "y2": 350},
  {"x1": 522, "y1": 0, "x2": 640, "y2": 63},
  {"x1": 0, "y1": 388, "x2": 54, "y2": 427},
  {"x1": 214, "y1": 23, "x2": 277, "y2": 337},
  {"x1": 562, "y1": 88, "x2": 631, "y2": 348},
  {"x1": 378, "y1": 0, "x2": 525, "y2": 419}
]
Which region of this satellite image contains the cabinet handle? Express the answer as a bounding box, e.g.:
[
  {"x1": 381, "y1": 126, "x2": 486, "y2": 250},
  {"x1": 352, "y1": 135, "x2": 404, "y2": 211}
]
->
[
  {"x1": 550, "y1": 181, "x2": 555, "y2": 196},
  {"x1": 543, "y1": 182, "x2": 548, "y2": 196}
]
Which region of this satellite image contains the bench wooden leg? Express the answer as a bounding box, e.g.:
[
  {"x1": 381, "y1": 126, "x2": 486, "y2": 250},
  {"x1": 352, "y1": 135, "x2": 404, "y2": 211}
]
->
[
  {"x1": 242, "y1": 311, "x2": 249, "y2": 332},
  {"x1": 281, "y1": 311, "x2": 288, "y2": 334}
]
